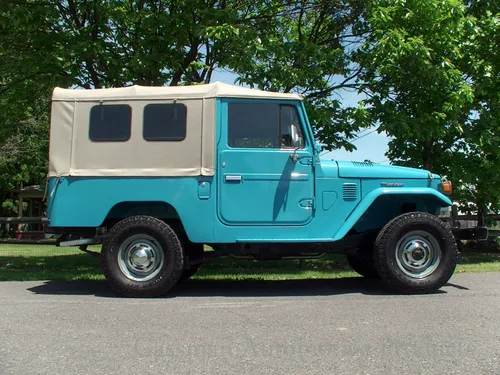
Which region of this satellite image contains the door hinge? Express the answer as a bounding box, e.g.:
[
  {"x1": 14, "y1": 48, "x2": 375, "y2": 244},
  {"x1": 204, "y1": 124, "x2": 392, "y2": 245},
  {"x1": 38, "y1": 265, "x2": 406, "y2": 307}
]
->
[
  {"x1": 298, "y1": 156, "x2": 314, "y2": 166},
  {"x1": 299, "y1": 198, "x2": 315, "y2": 210}
]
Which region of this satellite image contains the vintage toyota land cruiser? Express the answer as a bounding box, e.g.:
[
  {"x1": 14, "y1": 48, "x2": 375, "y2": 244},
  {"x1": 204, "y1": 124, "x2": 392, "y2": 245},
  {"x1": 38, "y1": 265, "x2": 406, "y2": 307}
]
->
[{"x1": 46, "y1": 82, "x2": 462, "y2": 297}]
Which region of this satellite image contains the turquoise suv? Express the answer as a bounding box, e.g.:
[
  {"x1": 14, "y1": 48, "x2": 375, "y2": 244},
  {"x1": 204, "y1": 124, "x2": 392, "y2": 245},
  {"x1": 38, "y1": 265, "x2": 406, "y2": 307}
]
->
[{"x1": 45, "y1": 82, "x2": 472, "y2": 297}]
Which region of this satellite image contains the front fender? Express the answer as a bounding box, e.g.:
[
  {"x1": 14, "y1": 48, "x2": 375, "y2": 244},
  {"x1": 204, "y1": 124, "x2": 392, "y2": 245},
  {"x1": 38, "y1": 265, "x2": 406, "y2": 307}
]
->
[{"x1": 332, "y1": 187, "x2": 452, "y2": 241}]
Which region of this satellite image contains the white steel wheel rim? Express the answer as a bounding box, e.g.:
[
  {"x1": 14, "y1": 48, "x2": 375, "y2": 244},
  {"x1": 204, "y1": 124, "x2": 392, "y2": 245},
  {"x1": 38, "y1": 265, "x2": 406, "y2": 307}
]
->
[
  {"x1": 395, "y1": 230, "x2": 442, "y2": 279},
  {"x1": 118, "y1": 234, "x2": 165, "y2": 282}
]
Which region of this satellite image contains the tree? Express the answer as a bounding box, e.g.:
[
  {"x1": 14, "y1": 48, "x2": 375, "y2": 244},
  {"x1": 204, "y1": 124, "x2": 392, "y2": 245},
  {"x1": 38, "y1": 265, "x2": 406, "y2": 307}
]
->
[
  {"x1": 0, "y1": 105, "x2": 49, "y2": 216},
  {"x1": 231, "y1": 0, "x2": 368, "y2": 151},
  {"x1": 3, "y1": 0, "x2": 495, "y2": 222},
  {"x1": 451, "y1": 0, "x2": 500, "y2": 224},
  {"x1": 0, "y1": 70, "x2": 51, "y2": 216},
  {"x1": 0, "y1": 0, "x2": 369, "y2": 212},
  {"x1": 350, "y1": 0, "x2": 499, "y2": 221},
  {"x1": 0, "y1": 0, "x2": 369, "y2": 147},
  {"x1": 0, "y1": 0, "x2": 276, "y2": 90}
]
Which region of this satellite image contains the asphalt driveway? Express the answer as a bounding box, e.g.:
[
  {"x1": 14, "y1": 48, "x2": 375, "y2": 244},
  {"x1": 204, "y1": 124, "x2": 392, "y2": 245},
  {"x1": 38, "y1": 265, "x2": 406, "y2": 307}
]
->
[{"x1": 1, "y1": 273, "x2": 499, "y2": 375}]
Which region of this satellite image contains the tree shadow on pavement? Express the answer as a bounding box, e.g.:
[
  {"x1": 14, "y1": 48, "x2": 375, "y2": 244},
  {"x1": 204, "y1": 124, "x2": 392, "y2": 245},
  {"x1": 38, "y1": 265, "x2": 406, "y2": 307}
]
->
[{"x1": 26, "y1": 277, "x2": 464, "y2": 299}]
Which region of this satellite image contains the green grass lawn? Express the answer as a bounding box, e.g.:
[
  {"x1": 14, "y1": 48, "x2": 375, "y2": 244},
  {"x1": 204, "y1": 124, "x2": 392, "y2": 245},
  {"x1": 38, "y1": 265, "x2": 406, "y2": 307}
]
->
[{"x1": 1, "y1": 243, "x2": 499, "y2": 282}]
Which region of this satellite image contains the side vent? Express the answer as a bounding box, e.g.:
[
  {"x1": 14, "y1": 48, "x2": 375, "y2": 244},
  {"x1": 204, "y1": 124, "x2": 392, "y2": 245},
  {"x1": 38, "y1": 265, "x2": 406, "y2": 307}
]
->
[
  {"x1": 343, "y1": 183, "x2": 358, "y2": 201},
  {"x1": 352, "y1": 161, "x2": 374, "y2": 167}
]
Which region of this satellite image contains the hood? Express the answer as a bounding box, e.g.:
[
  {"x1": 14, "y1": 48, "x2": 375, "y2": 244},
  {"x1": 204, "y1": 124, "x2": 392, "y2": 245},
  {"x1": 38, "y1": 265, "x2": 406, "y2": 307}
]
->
[{"x1": 335, "y1": 160, "x2": 435, "y2": 179}]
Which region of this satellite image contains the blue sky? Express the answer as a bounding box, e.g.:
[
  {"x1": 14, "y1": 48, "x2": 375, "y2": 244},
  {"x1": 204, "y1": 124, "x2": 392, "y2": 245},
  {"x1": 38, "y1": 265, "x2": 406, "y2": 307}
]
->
[{"x1": 211, "y1": 69, "x2": 392, "y2": 164}]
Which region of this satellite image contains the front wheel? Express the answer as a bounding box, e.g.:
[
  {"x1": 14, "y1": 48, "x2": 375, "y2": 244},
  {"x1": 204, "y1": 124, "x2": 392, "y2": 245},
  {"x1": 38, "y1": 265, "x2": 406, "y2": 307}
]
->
[
  {"x1": 374, "y1": 212, "x2": 458, "y2": 294},
  {"x1": 101, "y1": 215, "x2": 184, "y2": 298}
]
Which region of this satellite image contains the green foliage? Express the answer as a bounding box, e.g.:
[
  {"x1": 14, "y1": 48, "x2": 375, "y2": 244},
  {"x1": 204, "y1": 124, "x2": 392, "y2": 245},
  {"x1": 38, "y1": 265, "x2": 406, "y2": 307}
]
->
[
  {"x1": 0, "y1": 0, "x2": 367, "y2": 209},
  {"x1": 0, "y1": 95, "x2": 49, "y2": 215},
  {"x1": 232, "y1": 1, "x2": 368, "y2": 150},
  {"x1": 0, "y1": 0, "x2": 497, "y2": 220},
  {"x1": 1, "y1": 0, "x2": 363, "y2": 92},
  {"x1": 452, "y1": 1, "x2": 500, "y2": 216},
  {"x1": 350, "y1": 0, "x2": 499, "y2": 217},
  {"x1": 0, "y1": 0, "x2": 269, "y2": 89}
]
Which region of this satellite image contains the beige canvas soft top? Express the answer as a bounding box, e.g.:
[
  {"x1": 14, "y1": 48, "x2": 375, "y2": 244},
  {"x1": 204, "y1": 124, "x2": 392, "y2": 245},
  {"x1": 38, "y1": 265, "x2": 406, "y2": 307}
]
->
[
  {"x1": 48, "y1": 82, "x2": 304, "y2": 178},
  {"x1": 52, "y1": 81, "x2": 304, "y2": 101}
]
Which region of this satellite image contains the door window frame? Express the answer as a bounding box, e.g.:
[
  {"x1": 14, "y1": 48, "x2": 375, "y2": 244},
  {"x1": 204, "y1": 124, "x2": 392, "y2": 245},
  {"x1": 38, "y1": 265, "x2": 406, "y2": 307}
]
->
[{"x1": 223, "y1": 99, "x2": 312, "y2": 151}]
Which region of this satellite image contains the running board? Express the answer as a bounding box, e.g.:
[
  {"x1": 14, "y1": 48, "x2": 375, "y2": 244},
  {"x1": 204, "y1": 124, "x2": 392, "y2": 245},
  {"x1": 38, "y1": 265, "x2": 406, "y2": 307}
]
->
[{"x1": 58, "y1": 238, "x2": 99, "y2": 247}]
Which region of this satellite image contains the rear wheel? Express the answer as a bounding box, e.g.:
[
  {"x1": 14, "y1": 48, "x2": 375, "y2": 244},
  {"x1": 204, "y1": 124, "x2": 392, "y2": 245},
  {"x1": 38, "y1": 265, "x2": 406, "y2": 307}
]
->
[
  {"x1": 101, "y1": 215, "x2": 184, "y2": 298},
  {"x1": 374, "y1": 212, "x2": 458, "y2": 294}
]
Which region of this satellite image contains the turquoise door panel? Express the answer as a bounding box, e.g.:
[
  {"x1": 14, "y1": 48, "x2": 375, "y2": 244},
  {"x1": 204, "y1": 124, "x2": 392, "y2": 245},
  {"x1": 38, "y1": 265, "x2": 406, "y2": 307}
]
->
[
  {"x1": 218, "y1": 149, "x2": 314, "y2": 225},
  {"x1": 217, "y1": 99, "x2": 315, "y2": 226}
]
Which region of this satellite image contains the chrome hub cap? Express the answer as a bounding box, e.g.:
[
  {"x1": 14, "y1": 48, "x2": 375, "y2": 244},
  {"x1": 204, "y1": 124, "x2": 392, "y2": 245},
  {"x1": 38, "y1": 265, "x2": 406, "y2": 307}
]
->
[
  {"x1": 395, "y1": 230, "x2": 441, "y2": 279},
  {"x1": 130, "y1": 246, "x2": 154, "y2": 269},
  {"x1": 118, "y1": 234, "x2": 164, "y2": 281}
]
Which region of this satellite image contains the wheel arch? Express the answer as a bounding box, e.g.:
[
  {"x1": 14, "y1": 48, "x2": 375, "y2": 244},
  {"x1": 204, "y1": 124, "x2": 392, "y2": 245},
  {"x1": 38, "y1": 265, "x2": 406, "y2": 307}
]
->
[
  {"x1": 102, "y1": 201, "x2": 182, "y2": 230},
  {"x1": 99, "y1": 200, "x2": 211, "y2": 244},
  {"x1": 332, "y1": 188, "x2": 452, "y2": 241},
  {"x1": 104, "y1": 200, "x2": 180, "y2": 217}
]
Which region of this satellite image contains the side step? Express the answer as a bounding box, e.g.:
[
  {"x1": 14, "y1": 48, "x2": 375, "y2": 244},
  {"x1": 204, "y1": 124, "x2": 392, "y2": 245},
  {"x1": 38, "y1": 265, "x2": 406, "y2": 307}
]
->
[
  {"x1": 55, "y1": 232, "x2": 102, "y2": 248},
  {"x1": 58, "y1": 238, "x2": 99, "y2": 247}
]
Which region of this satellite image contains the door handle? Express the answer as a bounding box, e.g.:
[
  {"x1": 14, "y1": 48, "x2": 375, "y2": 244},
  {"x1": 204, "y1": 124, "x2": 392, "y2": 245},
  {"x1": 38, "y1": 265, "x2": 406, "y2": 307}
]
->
[{"x1": 225, "y1": 175, "x2": 242, "y2": 182}]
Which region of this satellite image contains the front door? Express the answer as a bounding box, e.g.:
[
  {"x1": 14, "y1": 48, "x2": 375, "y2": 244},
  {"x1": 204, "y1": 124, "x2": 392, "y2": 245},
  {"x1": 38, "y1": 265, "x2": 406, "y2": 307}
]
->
[{"x1": 217, "y1": 99, "x2": 315, "y2": 226}]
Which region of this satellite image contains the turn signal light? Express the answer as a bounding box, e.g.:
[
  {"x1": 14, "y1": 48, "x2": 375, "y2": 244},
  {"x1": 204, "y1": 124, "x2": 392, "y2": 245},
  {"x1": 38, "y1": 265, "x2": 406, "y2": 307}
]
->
[{"x1": 440, "y1": 181, "x2": 452, "y2": 195}]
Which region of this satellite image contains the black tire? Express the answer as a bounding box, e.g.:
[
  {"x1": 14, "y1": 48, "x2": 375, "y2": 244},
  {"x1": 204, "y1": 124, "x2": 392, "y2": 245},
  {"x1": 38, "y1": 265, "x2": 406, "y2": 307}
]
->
[
  {"x1": 179, "y1": 263, "x2": 201, "y2": 282},
  {"x1": 179, "y1": 243, "x2": 204, "y2": 282},
  {"x1": 346, "y1": 250, "x2": 379, "y2": 279},
  {"x1": 374, "y1": 212, "x2": 458, "y2": 294},
  {"x1": 101, "y1": 215, "x2": 184, "y2": 298}
]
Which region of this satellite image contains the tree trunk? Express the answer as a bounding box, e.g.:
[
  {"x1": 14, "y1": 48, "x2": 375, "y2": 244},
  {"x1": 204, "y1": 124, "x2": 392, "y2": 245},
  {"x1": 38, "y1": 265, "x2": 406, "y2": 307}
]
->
[
  {"x1": 477, "y1": 205, "x2": 485, "y2": 227},
  {"x1": 422, "y1": 138, "x2": 434, "y2": 171}
]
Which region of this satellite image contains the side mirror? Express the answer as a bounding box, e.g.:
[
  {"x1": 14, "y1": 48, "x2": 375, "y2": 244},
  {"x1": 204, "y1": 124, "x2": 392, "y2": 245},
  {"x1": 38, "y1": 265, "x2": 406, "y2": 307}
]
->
[
  {"x1": 290, "y1": 123, "x2": 303, "y2": 148},
  {"x1": 290, "y1": 124, "x2": 299, "y2": 144}
]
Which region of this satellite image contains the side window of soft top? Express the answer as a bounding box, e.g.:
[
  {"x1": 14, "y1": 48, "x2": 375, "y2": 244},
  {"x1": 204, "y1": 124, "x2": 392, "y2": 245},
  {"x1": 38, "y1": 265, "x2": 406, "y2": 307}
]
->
[
  {"x1": 143, "y1": 103, "x2": 187, "y2": 141},
  {"x1": 89, "y1": 104, "x2": 132, "y2": 142}
]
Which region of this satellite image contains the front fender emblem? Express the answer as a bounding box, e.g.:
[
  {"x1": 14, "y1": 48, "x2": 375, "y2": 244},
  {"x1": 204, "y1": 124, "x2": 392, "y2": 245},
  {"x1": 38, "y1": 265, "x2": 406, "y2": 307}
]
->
[{"x1": 380, "y1": 182, "x2": 404, "y2": 187}]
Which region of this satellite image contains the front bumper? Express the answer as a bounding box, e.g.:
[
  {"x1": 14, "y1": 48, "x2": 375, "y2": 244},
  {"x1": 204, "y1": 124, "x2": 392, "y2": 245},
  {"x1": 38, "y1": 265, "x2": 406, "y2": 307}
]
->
[{"x1": 453, "y1": 227, "x2": 489, "y2": 241}]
